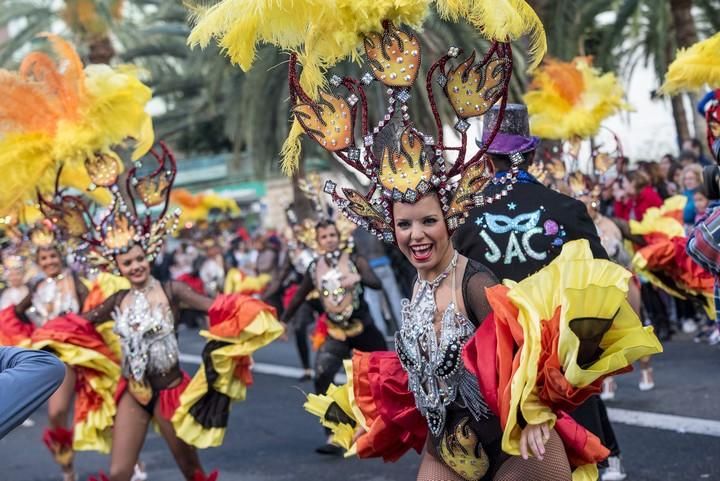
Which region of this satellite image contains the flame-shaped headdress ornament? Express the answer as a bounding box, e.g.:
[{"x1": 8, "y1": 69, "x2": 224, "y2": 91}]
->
[
  {"x1": 289, "y1": 21, "x2": 515, "y2": 243},
  {"x1": 38, "y1": 143, "x2": 181, "y2": 272}
]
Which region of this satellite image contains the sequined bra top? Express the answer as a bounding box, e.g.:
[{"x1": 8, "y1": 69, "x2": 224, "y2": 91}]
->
[
  {"x1": 396, "y1": 253, "x2": 489, "y2": 438},
  {"x1": 310, "y1": 251, "x2": 361, "y2": 328},
  {"x1": 28, "y1": 272, "x2": 80, "y2": 327},
  {"x1": 112, "y1": 281, "x2": 179, "y2": 383}
]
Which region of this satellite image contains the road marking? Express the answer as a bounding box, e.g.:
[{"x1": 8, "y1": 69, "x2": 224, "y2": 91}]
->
[
  {"x1": 179, "y1": 353, "x2": 347, "y2": 384},
  {"x1": 607, "y1": 408, "x2": 720, "y2": 437},
  {"x1": 180, "y1": 353, "x2": 720, "y2": 436}
]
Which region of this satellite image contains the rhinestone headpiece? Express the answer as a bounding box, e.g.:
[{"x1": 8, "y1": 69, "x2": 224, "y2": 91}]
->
[
  {"x1": 287, "y1": 21, "x2": 515, "y2": 243},
  {"x1": 39, "y1": 142, "x2": 181, "y2": 272}
]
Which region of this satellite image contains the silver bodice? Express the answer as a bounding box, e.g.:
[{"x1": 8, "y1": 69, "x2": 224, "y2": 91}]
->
[
  {"x1": 28, "y1": 273, "x2": 79, "y2": 326},
  {"x1": 395, "y1": 254, "x2": 489, "y2": 437},
  {"x1": 112, "y1": 285, "x2": 178, "y2": 382}
]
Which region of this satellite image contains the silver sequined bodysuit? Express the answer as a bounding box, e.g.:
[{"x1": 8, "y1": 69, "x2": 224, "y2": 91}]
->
[
  {"x1": 112, "y1": 282, "x2": 179, "y2": 383},
  {"x1": 27, "y1": 272, "x2": 80, "y2": 327},
  {"x1": 395, "y1": 253, "x2": 489, "y2": 438}
]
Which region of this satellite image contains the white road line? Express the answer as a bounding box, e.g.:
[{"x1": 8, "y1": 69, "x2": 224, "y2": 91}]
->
[
  {"x1": 607, "y1": 408, "x2": 720, "y2": 437},
  {"x1": 178, "y1": 353, "x2": 347, "y2": 384},
  {"x1": 180, "y1": 353, "x2": 720, "y2": 437}
]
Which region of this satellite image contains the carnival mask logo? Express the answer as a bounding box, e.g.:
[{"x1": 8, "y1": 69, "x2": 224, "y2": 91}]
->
[{"x1": 475, "y1": 209, "x2": 566, "y2": 265}]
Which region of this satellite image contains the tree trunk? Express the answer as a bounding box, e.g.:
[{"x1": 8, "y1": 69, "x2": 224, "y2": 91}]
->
[
  {"x1": 525, "y1": 0, "x2": 551, "y2": 22},
  {"x1": 669, "y1": 0, "x2": 707, "y2": 150},
  {"x1": 291, "y1": 157, "x2": 315, "y2": 221},
  {"x1": 670, "y1": 95, "x2": 691, "y2": 144}
]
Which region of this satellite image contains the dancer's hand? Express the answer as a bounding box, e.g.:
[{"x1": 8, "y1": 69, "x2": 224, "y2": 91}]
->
[
  {"x1": 519, "y1": 422, "x2": 551, "y2": 461},
  {"x1": 279, "y1": 321, "x2": 289, "y2": 341},
  {"x1": 340, "y1": 273, "x2": 361, "y2": 289},
  {"x1": 352, "y1": 426, "x2": 367, "y2": 443}
]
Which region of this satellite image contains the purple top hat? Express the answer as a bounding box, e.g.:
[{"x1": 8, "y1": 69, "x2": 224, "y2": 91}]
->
[{"x1": 477, "y1": 103, "x2": 539, "y2": 155}]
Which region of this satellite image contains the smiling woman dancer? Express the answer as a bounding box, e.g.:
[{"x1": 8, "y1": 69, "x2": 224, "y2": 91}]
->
[
  {"x1": 297, "y1": 22, "x2": 662, "y2": 481},
  {"x1": 0, "y1": 33, "x2": 154, "y2": 481},
  {"x1": 37, "y1": 145, "x2": 283, "y2": 481}
]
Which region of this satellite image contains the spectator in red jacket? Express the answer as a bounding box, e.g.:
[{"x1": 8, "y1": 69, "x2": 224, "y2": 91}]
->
[{"x1": 613, "y1": 171, "x2": 663, "y2": 222}]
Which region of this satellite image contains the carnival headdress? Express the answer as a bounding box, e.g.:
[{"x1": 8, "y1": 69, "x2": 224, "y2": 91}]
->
[
  {"x1": 188, "y1": 0, "x2": 546, "y2": 173},
  {"x1": 524, "y1": 57, "x2": 630, "y2": 141},
  {"x1": 291, "y1": 173, "x2": 356, "y2": 253},
  {"x1": 39, "y1": 143, "x2": 180, "y2": 271},
  {"x1": 662, "y1": 33, "x2": 720, "y2": 156},
  {"x1": 0, "y1": 34, "x2": 153, "y2": 216},
  {"x1": 189, "y1": 1, "x2": 548, "y2": 243},
  {"x1": 305, "y1": 21, "x2": 524, "y2": 242}
]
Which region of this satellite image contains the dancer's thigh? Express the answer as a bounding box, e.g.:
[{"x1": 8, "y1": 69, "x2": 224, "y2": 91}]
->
[
  {"x1": 109, "y1": 392, "x2": 151, "y2": 481},
  {"x1": 152, "y1": 407, "x2": 202, "y2": 481},
  {"x1": 47, "y1": 364, "x2": 75, "y2": 425},
  {"x1": 493, "y1": 430, "x2": 571, "y2": 481}
]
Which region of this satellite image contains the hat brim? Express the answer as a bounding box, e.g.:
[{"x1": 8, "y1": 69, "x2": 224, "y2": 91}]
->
[{"x1": 477, "y1": 133, "x2": 540, "y2": 155}]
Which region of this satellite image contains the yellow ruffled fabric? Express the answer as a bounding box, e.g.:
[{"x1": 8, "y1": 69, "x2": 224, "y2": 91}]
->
[
  {"x1": 661, "y1": 32, "x2": 720, "y2": 95},
  {"x1": 629, "y1": 196, "x2": 686, "y2": 238},
  {"x1": 497, "y1": 240, "x2": 662, "y2": 458},
  {"x1": 223, "y1": 270, "x2": 271, "y2": 295},
  {"x1": 172, "y1": 311, "x2": 283, "y2": 447},
  {"x1": 170, "y1": 188, "x2": 241, "y2": 225},
  {"x1": 524, "y1": 57, "x2": 630, "y2": 140},
  {"x1": 187, "y1": 0, "x2": 546, "y2": 172},
  {"x1": 304, "y1": 359, "x2": 363, "y2": 455},
  {"x1": 30, "y1": 339, "x2": 120, "y2": 453}
]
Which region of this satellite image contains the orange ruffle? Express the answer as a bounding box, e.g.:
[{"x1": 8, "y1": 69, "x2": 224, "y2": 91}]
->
[
  {"x1": 74, "y1": 370, "x2": 105, "y2": 426},
  {"x1": 482, "y1": 285, "x2": 523, "y2": 428},
  {"x1": 353, "y1": 351, "x2": 427, "y2": 462},
  {"x1": 0, "y1": 305, "x2": 34, "y2": 346},
  {"x1": 535, "y1": 309, "x2": 631, "y2": 412},
  {"x1": 31, "y1": 314, "x2": 118, "y2": 363},
  {"x1": 82, "y1": 283, "x2": 107, "y2": 312},
  {"x1": 554, "y1": 411, "x2": 609, "y2": 467},
  {"x1": 311, "y1": 314, "x2": 328, "y2": 351},
  {"x1": 638, "y1": 234, "x2": 714, "y2": 294},
  {"x1": 464, "y1": 286, "x2": 614, "y2": 471},
  {"x1": 208, "y1": 294, "x2": 276, "y2": 338},
  {"x1": 234, "y1": 355, "x2": 253, "y2": 386}
]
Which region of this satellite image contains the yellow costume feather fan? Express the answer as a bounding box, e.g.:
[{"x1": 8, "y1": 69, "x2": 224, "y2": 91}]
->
[
  {"x1": 0, "y1": 34, "x2": 153, "y2": 215},
  {"x1": 187, "y1": 0, "x2": 546, "y2": 173},
  {"x1": 661, "y1": 32, "x2": 720, "y2": 95},
  {"x1": 170, "y1": 188, "x2": 241, "y2": 226},
  {"x1": 524, "y1": 57, "x2": 630, "y2": 140}
]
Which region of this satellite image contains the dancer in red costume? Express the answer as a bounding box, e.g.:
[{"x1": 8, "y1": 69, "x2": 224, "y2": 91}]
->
[{"x1": 37, "y1": 145, "x2": 283, "y2": 481}]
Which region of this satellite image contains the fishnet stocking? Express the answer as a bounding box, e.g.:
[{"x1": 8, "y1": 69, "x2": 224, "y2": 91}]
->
[
  {"x1": 417, "y1": 452, "x2": 466, "y2": 481},
  {"x1": 415, "y1": 430, "x2": 571, "y2": 481},
  {"x1": 494, "y1": 430, "x2": 571, "y2": 481}
]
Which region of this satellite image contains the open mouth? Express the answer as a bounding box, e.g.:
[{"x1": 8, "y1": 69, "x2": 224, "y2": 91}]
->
[{"x1": 409, "y1": 243, "x2": 433, "y2": 262}]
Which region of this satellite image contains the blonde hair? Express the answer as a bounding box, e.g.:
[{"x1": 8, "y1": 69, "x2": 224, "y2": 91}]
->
[{"x1": 682, "y1": 164, "x2": 703, "y2": 188}]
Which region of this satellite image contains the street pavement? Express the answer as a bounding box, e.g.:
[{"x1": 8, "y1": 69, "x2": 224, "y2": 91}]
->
[{"x1": 3, "y1": 329, "x2": 720, "y2": 481}]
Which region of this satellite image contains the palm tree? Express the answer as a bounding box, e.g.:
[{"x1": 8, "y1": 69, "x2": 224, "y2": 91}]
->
[
  {"x1": 0, "y1": 0, "x2": 127, "y2": 65},
  {"x1": 527, "y1": 0, "x2": 612, "y2": 60},
  {"x1": 594, "y1": 0, "x2": 717, "y2": 146}
]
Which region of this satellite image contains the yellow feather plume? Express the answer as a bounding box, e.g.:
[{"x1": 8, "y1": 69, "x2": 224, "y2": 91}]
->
[
  {"x1": 188, "y1": 0, "x2": 547, "y2": 173},
  {"x1": 661, "y1": 32, "x2": 720, "y2": 95},
  {"x1": 170, "y1": 188, "x2": 240, "y2": 225},
  {"x1": 524, "y1": 57, "x2": 630, "y2": 140},
  {"x1": 0, "y1": 35, "x2": 153, "y2": 215},
  {"x1": 438, "y1": 0, "x2": 547, "y2": 71}
]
